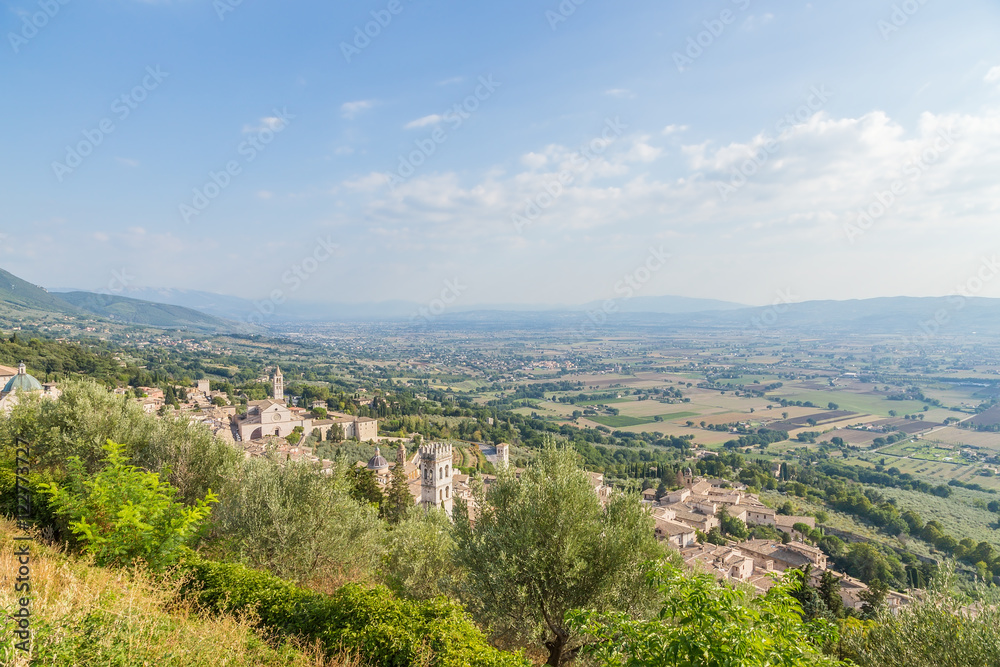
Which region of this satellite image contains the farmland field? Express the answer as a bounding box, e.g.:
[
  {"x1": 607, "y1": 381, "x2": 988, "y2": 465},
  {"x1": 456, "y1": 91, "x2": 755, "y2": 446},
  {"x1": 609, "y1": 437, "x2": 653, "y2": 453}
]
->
[
  {"x1": 589, "y1": 411, "x2": 699, "y2": 428},
  {"x1": 924, "y1": 427, "x2": 1000, "y2": 450},
  {"x1": 879, "y1": 440, "x2": 979, "y2": 465},
  {"x1": 762, "y1": 388, "x2": 930, "y2": 417}
]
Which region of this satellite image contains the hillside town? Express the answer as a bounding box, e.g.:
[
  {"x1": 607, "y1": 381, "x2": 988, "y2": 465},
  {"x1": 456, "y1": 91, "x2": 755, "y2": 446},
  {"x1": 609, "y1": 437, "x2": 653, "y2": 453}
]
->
[
  {"x1": 1, "y1": 361, "x2": 912, "y2": 614},
  {"x1": 644, "y1": 471, "x2": 913, "y2": 612}
]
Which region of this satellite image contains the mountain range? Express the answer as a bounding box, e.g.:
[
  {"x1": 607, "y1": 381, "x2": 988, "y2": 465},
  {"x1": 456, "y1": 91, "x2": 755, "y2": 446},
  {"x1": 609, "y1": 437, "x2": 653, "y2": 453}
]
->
[
  {"x1": 5, "y1": 265, "x2": 1000, "y2": 338},
  {"x1": 0, "y1": 268, "x2": 236, "y2": 333}
]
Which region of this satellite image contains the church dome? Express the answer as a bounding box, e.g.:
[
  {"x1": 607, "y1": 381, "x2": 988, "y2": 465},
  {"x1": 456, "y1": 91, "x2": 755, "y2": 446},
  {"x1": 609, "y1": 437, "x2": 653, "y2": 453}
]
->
[
  {"x1": 367, "y1": 447, "x2": 389, "y2": 471},
  {"x1": 3, "y1": 363, "x2": 42, "y2": 394}
]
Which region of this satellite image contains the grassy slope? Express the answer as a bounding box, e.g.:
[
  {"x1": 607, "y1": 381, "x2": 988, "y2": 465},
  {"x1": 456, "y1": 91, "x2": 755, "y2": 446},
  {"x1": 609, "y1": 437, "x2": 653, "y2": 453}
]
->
[
  {"x1": 56, "y1": 291, "x2": 233, "y2": 331},
  {"x1": 0, "y1": 521, "x2": 355, "y2": 667},
  {"x1": 0, "y1": 268, "x2": 79, "y2": 315}
]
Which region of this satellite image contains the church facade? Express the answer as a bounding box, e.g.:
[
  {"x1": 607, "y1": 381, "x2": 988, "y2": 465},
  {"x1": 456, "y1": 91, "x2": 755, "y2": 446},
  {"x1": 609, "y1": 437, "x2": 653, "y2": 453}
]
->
[{"x1": 234, "y1": 368, "x2": 378, "y2": 443}]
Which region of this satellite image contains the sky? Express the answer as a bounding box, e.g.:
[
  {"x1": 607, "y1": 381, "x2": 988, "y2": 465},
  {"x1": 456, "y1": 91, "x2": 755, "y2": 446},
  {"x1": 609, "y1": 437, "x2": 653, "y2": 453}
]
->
[{"x1": 1, "y1": 0, "x2": 1000, "y2": 311}]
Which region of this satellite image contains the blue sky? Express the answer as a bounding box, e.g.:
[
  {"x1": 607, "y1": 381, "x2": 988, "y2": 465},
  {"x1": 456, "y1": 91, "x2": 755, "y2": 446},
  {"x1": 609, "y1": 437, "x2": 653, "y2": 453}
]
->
[{"x1": 2, "y1": 0, "x2": 1000, "y2": 310}]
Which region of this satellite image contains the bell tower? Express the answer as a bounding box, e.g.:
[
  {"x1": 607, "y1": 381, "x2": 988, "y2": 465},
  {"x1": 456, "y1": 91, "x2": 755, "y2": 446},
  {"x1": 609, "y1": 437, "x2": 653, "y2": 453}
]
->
[
  {"x1": 420, "y1": 443, "x2": 453, "y2": 515},
  {"x1": 273, "y1": 366, "x2": 284, "y2": 402},
  {"x1": 495, "y1": 442, "x2": 510, "y2": 469}
]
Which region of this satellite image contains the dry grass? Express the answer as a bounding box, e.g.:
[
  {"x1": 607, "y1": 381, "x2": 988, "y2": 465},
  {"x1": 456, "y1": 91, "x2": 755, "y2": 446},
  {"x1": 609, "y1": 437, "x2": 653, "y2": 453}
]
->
[{"x1": 0, "y1": 519, "x2": 360, "y2": 667}]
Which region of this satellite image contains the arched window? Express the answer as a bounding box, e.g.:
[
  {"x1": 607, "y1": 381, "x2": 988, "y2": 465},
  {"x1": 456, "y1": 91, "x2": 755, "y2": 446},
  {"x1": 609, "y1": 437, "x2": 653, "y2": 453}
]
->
[
  {"x1": 445, "y1": 486, "x2": 450, "y2": 499},
  {"x1": 439, "y1": 489, "x2": 443, "y2": 501},
  {"x1": 439, "y1": 467, "x2": 443, "y2": 478},
  {"x1": 445, "y1": 465, "x2": 449, "y2": 477}
]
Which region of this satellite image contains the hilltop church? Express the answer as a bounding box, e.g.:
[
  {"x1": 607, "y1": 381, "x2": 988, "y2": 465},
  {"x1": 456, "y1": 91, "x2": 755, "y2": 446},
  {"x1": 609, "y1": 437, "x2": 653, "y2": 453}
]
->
[
  {"x1": 234, "y1": 367, "x2": 378, "y2": 442},
  {"x1": 0, "y1": 362, "x2": 61, "y2": 413}
]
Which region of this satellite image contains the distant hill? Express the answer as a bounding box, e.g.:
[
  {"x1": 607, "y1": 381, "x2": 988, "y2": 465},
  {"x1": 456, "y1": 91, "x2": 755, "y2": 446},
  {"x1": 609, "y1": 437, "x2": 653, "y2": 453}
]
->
[
  {"x1": 69, "y1": 287, "x2": 263, "y2": 322},
  {"x1": 577, "y1": 295, "x2": 746, "y2": 314},
  {"x1": 668, "y1": 296, "x2": 1000, "y2": 335},
  {"x1": 0, "y1": 267, "x2": 81, "y2": 316},
  {"x1": 66, "y1": 288, "x2": 748, "y2": 322},
  {"x1": 55, "y1": 291, "x2": 237, "y2": 331},
  {"x1": 417, "y1": 296, "x2": 1000, "y2": 338}
]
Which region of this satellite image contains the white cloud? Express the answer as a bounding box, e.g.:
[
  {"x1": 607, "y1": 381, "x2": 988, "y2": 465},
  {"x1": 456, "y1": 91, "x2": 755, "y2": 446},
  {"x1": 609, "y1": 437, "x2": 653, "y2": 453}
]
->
[
  {"x1": 343, "y1": 172, "x2": 392, "y2": 192},
  {"x1": 741, "y1": 13, "x2": 774, "y2": 31},
  {"x1": 116, "y1": 157, "x2": 140, "y2": 168},
  {"x1": 604, "y1": 88, "x2": 635, "y2": 99},
  {"x1": 437, "y1": 76, "x2": 465, "y2": 86},
  {"x1": 985, "y1": 66, "x2": 1000, "y2": 84},
  {"x1": 662, "y1": 124, "x2": 689, "y2": 135},
  {"x1": 334, "y1": 146, "x2": 355, "y2": 156},
  {"x1": 340, "y1": 100, "x2": 375, "y2": 120},
  {"x1": 622, "y1": 136, "x2": 662, "y2": 163},
  {"x1": 257, "y1": 190, "x2": 274, "y2": 200},
  {"x1": 520, "y1": 152, "x2": 549, "y2": 169},
  {"x1": 404, "y1": 114, "x2": 444, "y2": 129},
  {"x1": 243, "y1": 116, "x2": 288, "y2": 134},
  {"x1": 339, "y1": 108, "x2": 1000, "y2": 255}
]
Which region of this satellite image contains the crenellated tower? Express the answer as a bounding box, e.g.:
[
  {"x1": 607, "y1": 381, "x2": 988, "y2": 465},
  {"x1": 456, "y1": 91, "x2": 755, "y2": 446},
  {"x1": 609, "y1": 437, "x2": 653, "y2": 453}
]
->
[
  {"x1": 420, "y1": 442, "x2": 453, "y2": 515},
  {"x1": 495, "y1": 442, "x2": 510, "y2": 469}
]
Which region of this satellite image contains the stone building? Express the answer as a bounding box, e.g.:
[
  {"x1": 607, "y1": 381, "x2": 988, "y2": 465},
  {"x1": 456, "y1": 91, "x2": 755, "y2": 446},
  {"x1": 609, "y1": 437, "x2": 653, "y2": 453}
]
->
[
  {"x1": 234, "y1": 369, "x2": 378, "y2": 442},
  {"x1": 421, "y1": 443, "x2": 454, "y2": 515},
  {"x1": 0, "y1": 362, "x2": 61, "y2": 413}
]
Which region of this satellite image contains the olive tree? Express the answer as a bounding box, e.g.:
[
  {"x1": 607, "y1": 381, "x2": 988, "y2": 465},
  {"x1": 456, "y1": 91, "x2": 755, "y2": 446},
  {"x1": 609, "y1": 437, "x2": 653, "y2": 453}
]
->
[
  {"x1": 213, "y1": 458, "x2": 384, "y2": 587},
  {"x1": 452, "y1": 440, "x2": 665, "y2": 665}
]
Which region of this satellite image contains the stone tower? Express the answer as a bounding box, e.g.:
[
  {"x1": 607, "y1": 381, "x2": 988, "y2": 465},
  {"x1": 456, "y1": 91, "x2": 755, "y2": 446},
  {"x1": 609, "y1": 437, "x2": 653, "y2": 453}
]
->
[
  {"x1": 397, "y1": 441, "x2": 407, "y2": 467},
  {"x1": 273, "y1": 366, "x2": 284, "y2": 401},
  {"x1": 420, "y1": 443, "x2": 453, "y2": 515},
  {"x1": 495, "y1": 442, "x2": 510, "y2": 469}
]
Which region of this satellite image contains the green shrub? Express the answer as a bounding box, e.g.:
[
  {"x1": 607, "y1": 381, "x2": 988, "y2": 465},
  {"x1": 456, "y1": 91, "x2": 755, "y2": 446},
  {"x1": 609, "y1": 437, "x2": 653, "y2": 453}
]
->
[
  {"x1": 212, "y1": 458, "x2": 383, "y2": 586},
  {"x1": 570, "y1": 562, "x2": 843, "y2": 667},
  {"x1": 39, "y1": 440, "x2": 217, "y2": 569},
  {"x1": 178, "y1": 552, "x2": 529, "y2": 667}
]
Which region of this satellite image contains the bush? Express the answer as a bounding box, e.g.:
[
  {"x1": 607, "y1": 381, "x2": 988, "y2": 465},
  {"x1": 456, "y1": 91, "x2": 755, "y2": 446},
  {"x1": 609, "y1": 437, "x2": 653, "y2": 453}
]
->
[
  {"x1": 839, "y1": 569, "x2": 1000, "y2": 666},
  {"x1": 570, "y1": 563, "x2": 842, "y2": 666},
  {"x1": 0, "y1": 379, "x2": 240, "y2": 514},
  {"x1": 212, "y1": 458, "x2": 383, "y2": 588},
  {"x1": 381, "y1": 508, "x2": 462, "y2": 600},
  {"x1": 39, "y1": 440, "x2": 217, "y2": 569},
  {"x1": 179, "y1": 552, "x2": 530, "y2": 667}
]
